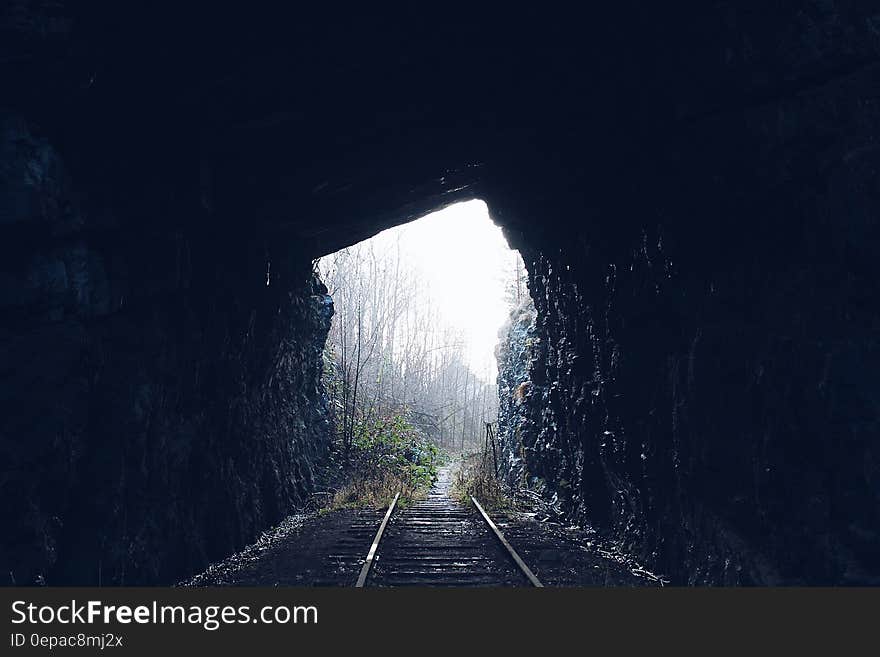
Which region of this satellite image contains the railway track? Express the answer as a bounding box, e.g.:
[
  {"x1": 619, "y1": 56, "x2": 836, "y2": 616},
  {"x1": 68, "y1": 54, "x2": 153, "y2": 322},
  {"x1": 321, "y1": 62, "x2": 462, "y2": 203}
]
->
[
  {"x1": 183, "y1": 464, "x2": 657, "y2": 586},
  {"x1": 355, "y1": 467, "x2": 543, "y2": 587}
]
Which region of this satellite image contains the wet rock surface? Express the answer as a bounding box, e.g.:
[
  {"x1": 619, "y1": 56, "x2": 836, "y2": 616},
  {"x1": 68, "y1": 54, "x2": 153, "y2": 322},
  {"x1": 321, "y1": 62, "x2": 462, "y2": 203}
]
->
[
  {"x1": 495, "y1": 301, "x2": 537, "y2": 487},
  {"x1": 499, "y1": 166, "x2": 880, "y2": 585}
]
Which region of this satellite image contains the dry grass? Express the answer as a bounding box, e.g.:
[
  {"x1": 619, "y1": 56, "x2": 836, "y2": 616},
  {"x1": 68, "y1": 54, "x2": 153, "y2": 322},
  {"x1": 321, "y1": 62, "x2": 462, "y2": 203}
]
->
[
  {"x1": 328, "y1": 469, "x2": 429, "y2": 510},
  {"x1": 452, "y1": 450, "x2": 510, "y2": 511}
]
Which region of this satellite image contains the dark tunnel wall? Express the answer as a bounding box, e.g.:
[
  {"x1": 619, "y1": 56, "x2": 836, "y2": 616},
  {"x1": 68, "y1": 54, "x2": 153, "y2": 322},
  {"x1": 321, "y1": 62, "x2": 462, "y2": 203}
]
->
[
  {"x1": 1, "y1": 3, "x2": 879, "y2": 584},
  {"x1": 492, "y1": 61, "x2": 880, "y2": 587},
  {"x1": 486, "y1": 4, "x2": 880, "y2": 584},
  {"x1": 1, "y1": 107, "x2": 334, "y2": 583}
]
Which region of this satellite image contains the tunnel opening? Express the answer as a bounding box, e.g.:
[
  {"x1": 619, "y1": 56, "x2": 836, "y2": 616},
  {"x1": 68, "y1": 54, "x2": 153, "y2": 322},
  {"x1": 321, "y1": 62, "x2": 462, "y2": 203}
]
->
[{"x1": 314, "y1": 200, "x2": 533, "y2": 506}]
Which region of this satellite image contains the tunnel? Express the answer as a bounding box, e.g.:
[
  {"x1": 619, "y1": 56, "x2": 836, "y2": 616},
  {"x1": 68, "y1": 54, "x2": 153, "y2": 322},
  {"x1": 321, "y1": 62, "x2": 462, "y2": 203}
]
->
[{"x1": 1, "y1": 3, "x2": 879, "y2": 586}]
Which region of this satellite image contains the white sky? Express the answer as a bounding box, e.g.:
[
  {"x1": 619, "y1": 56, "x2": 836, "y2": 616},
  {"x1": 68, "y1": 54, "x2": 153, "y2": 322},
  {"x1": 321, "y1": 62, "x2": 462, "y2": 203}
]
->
[{"x1": 345, "y1": 199, "x2": 522, "y2": 381}]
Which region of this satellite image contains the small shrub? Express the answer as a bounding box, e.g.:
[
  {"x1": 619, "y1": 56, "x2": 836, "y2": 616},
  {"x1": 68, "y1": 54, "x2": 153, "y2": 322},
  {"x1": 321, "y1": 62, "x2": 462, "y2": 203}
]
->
[{"x1": 330, "y1": 413, "x2": 439, "y2": 509}]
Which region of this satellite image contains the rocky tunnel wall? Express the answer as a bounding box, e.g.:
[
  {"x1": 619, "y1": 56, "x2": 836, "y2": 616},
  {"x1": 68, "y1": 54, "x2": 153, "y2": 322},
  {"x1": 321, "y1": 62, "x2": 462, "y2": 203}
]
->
[
  {"x1": 493, "y1": 52, "x2": 880, "y2": 585},
  {"x1": 0, "y1": 113, "x2": 334, "y2": 584}
]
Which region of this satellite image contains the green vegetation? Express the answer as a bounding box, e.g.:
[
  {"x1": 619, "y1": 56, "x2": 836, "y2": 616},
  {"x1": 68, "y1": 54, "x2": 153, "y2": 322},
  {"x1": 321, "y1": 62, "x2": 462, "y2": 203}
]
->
[{"x1": 329, "y1": 413, "x2": 440, "y2": 510}]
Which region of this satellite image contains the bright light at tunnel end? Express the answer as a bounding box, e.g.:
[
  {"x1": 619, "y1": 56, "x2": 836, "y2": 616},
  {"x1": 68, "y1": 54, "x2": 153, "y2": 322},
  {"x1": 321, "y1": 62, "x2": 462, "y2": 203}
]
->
[{"x1": 320, "y1": 199, "x2": 525, "y2": 382}]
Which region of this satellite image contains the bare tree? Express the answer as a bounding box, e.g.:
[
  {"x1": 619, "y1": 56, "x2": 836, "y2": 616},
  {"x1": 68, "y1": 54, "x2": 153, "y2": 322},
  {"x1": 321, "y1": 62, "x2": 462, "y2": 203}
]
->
[{"x1": 319, "y1": 233, "x2": 514, "y2": 455}]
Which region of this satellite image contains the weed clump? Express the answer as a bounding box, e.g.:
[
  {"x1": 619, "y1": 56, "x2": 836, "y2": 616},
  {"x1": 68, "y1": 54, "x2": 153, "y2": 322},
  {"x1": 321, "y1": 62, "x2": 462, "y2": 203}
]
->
[
  {"x1": 330, "y1": 414, "x2": 439, "y2": 509},
  {"x1": 452, "y1": 450, "x2": 510, "y2": 511}
]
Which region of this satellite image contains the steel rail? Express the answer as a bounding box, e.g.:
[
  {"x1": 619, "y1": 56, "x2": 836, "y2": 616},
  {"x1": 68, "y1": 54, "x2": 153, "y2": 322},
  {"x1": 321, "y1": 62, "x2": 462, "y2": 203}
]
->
[
  {"x1": 470, "y1": 495, "x2": 544, "y2": 587},
  {"x1": 355, "y1": 491, "x2": 400, "y2": 587}
]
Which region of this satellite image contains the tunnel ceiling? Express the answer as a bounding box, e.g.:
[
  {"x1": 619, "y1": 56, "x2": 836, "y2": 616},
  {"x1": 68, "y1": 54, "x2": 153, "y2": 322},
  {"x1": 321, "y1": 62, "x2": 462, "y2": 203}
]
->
[{"x1": 9, "y1": 3, "x2": 876, "y2": 256}]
